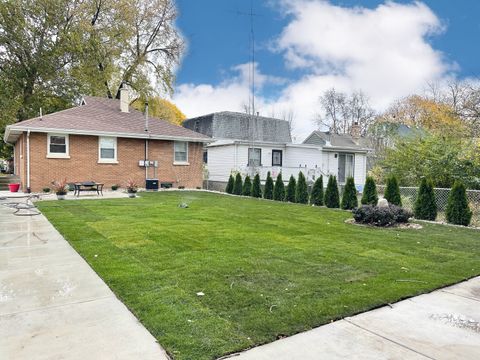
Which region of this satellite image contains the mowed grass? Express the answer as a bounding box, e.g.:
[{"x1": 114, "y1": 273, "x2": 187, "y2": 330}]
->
[{"x1": 37, "y1": 191, "x2": 480, "y2": 360}]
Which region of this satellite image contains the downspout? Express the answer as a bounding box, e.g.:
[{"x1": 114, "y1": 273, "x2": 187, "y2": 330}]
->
[
  {"x1": 144, "y1": 102, "x2": 149, "y2": 183},
  {"x1": 26, "y1": 130, "x2": 31, "y2": 193}
]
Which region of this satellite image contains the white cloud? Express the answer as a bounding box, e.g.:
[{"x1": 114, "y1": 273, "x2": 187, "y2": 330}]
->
[{"x1": 173, "y1": 1, "x2": 455, "y2": 141}]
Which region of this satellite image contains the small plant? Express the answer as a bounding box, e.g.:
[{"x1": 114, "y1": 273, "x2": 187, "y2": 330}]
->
[
  {"x1": 341, "y1": 177, "x2": 358, "y2": 210},
  {"x1": 324, "y1": 175, "x2": 340, "y2": 208},
  {"x1": 384, "y1": 175, "x2": 401, "y2": 206},
  {"x1": 111, "y1": 184, "x2": 119, "y2": 191},
  {"x1": 242, "y1": 175, "x2": 252, "y2": 196},
  {"x1": 285, "y1": 175, "x2": 296, "y2": 202},
  {"x1": 178, "y1": 186, "x2": 185, "y2": 189},
  {"x1": 42, "y1": 187, "x2": 51, "y2": 193},
  {"x1": 446, "y1": 181, "x2": 472, "y2": 226},
  {"x1": 273, "y1": 173, "x2": 285, "y2": 201},
  {"x1": 295, "y1": 171, "x2": 309, "y2": 204},
  {"x1": 361, "y1": 176, "x2": 378, "y2": 205},
  {"x1": 251, "y1": 173, "x2": 262, "y2": 198},
  {"x1": 264, "y1": 172, "x2": 274, "y2": 199},
  {"x1": 414, "y1": 178, "x2": 437, "y2": 221},
  {"x1": 310, "y1": 176, "x2": 324, "y2": 206},
  {"x1": 126, "y1": 179, "x2": 138, "y2": 193},
  {"x1": 226, "y1": 174, "x2": 235, "y2": 194},
  {"x1": 352, "y1": 205, "x2": 412, "y2": 227},
  {"x1": 233, "y1": 173, "x2": 243, "y2": 195},
  {"x1": 52, "y1": 178, "x2": 68, "y2": 195}
]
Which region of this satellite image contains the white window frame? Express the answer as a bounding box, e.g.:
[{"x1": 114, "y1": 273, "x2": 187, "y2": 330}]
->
[
  {"x1": 248, "y1": 148, "x2": 262, "y2": 167},
  {"x1": 98, "y1": 136, "x2": 118, "y2": 164},
  {"x1": 47, "y1": 133, "x2": 70, "y2": 159},
  {"x1": 174, "y1": 141, "x2": 189, "y2": 165}
]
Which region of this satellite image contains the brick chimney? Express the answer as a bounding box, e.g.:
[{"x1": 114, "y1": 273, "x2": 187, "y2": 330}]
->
[
  {"x1": 119, "y1": 84, "x2": 129, "y2": 113},
  {"x1": 350, "y1": 121, "x2": 361, "y2": 140}
]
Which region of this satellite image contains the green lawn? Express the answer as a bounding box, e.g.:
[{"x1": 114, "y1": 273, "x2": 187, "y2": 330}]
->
[{"x1": 37, "y1": 191, "x2": 480, "y2": 360}]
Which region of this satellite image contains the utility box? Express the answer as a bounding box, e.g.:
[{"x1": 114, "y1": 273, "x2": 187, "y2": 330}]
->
[{"x1": 145, "y1": 178, "x2": 159, "y2": 191}]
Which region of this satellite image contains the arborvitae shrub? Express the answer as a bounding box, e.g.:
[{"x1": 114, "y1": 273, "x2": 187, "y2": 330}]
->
[
  {"x1": 285, "y1": 175, "x2": 296, "y2": 202},
  {"x1": 361, "y1": 176, "x2": 378, "y2": 205},
  {"x1": 295, "y1": 172, "x2": 309, "y2": 204},
  {"x1": 384, "y1": 175, "x2": 402, "y2": 206},
  {"x1": 324, "y1": 175, "x2": 340, "y2": 208},
  {"x1": 225, "y1": 174, "x2": 234, "y2": 194},
  {"x1": 273, "y1": 173, "x2": 285, "y2": 201},
  {"x1": 251, "y1": 174, "x2": 262, "y2": 198},
  {"x1": 242, "y1": 175, "x2": 252, "y2": 196},
  {"x1": 310, "y1": 176, "x2": 324, "y2": 206},
  {"x1": 341, "y1": 176, "x2": 358, "y2": 210},
  {"x1": 446, "y1": 181, "x2": 472, "y2": 226},
  {"x1": 414, "y1": 178, "x2": 437, "y2": 220},
  {"x1": 264, "y1": 171, "x2": 274, "y2": 199},
  {"x1": 233, "y1": 173, "x2": 243, "y2": 195}
]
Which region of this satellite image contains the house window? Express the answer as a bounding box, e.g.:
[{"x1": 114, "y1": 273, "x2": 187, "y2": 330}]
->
[
  {"x1": 47, "y1": 134, "x2": 69, "y2": 158},
  {"x1": 98, "y1": 137, "x2": 117, "y2": 163},
  {"x1": 338, "y1": 153, "x2": 355, "y2": 183},
  {"x1": 203, "y1": 150, "x2": 208, "y2": 164},
  {"x1": 174, "y1": 141, "x2": 188, "y2": 163},
  {"x1": 272, "y1": 150, "x2": 283, "y2": 166},
  {"x1": 248, "y1": 148, "x2": 262, "y2": 166}
]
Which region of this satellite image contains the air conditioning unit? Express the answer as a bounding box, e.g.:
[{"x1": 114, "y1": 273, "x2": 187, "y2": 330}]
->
[{"x1": 146, "y1": 179, "x2": 159, "y2": 191}]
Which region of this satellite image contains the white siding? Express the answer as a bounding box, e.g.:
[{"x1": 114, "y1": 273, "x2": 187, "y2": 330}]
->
[
  {"x1": 325, "y1": 152, "x2": 338, "y2": 177},
  {"x1": 284, "y1": 147, "x2": 322, "y2": 168},
  {"x1": 354, "y1": 153, "x2": 366, "y2": 186},
  {"x1": 206, "y1": 145, "x2": 236, "y2": 182}
]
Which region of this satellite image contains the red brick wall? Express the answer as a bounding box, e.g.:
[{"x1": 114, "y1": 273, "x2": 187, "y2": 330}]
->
[{"x1": 20, "y1": 132, "x2": 204, "y2": 192}]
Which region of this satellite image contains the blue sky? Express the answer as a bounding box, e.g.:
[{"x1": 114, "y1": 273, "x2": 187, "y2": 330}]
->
[{"x1": 173, "y1": 0, "x2": 480, "y2": 139}]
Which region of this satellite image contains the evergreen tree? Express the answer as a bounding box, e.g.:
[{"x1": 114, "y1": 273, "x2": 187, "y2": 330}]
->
[
  {"x1": 295, "y1": 171, "x2": 309, "y2": 204},
  {"x1": 242, "y1": 175, "x2": 252, "y2": 196},
  {"x1": 384, "y1": 175, "x2": 402, "y2": 206},
  {"x1": 446, "y1": 181, "x2": 472, "y2": 226},
  {"x1": 273, "y1": 173, "x2": 285, "y2": 201},
  {"x1": 233, "y1": 173, "x2": 243, "y2": 195},
  {"x1": 361, "y1": 176, "x2": 378, "y2": 205},
  {"x1": 285, "y1": 175, "x2": 297, "y2": 202},
  {"x1": 310, "y1": 176, "x2": 324, "y2": 206},
  {"x1": 251, "y1": 173, "x2": 262, "y2": 198},
  {"x1": 414, "y1": 178, "x2": 437, "y2": 220},
  {"x1": 264, "y1": 171, "x2": 274, "y2": 199},
  {"x1": 225, "y1": 174, "x2": 234, "y2": 194},
  {"x1": 324, "y1": 175, "x2": 340, "y2": 208},
  {"x1": 341, "y1": 177, "x2": 358, "y2": 210}
]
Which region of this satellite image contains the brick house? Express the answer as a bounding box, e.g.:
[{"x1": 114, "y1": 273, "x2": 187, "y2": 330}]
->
[{"x1": 3, "y1": 90, "x2": 211, "y2": 192}]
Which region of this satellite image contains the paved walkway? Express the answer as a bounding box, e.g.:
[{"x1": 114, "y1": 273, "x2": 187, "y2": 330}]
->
[{"x1": 0, "y1": 197, "x2": 169, "y2": 359}]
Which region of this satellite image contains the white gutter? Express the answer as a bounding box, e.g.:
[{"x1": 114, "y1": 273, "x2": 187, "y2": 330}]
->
[{"x1": 26, "y1": 130, "x2": 31, "y2": 191}]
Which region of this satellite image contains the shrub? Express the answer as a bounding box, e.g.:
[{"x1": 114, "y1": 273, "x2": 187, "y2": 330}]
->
[
  {"x1": 111, "y1": 184, "x2": 119, "y2": 191},
  {"x1": 233, "y1": 173, "x2": 243, "y2": 195},
  {"x1": 414, "y1": 178, "x2": 437, "y2": 220},
  {"x1": 264, "y1": 171, "x2": 274, "y2": 199},
  {"x1": 42, "y1": 187, "x2": 51, "y2": 193},
  {"x1": 352, "y1": 205, "x2": 412, "y2": 227},
  {"x1": 295, "y1": 172, "x2": 309, "y2": 204},
  {"x1": 242, "y1": 175, "x2": 252, "y2": 196},
  {"x1": 285, "y1": 175, "x2": 296, "y2": 202},
  {"x1": 251, "y1": 174, "x2": 262, "y2": 198},
  {"x1": 225, "y1": 174, "x2": 235, "y2": 194},
  {"x1": 384, "y1": 175, "x2": 401, "y2": 206},
  {"x1": 361, "y1": 176, "x2": 378, "y2": 205},
  {"x1": 341, "y1": 177, "x2": 358, "y2": 210},
  {"x1": 273, "y1": 173, "x2": 285, "y2": 201},
  {"x1": 324, "y1": 175, "x2": 340, "y2": 208},
  {"x1": 52, "y1": 178, "x2": 68, "y2": 195},
  {"x1": 125, "y1": 179, "x2": 138, "y2": 193},
  {"x1": 446, "y1": 181, "x2": 472, "y2": 226},
  {"x1": 310, "y1": 176, "x2": 324, "y2": 206}
]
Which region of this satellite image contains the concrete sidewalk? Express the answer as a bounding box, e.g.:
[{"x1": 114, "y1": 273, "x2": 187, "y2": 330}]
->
[
  {"x1": 230, "y1": 277, "x2": 480, "y2": 359},
  {"x1": 0, "y1": 199, "x2": 169, "y2": 359}
]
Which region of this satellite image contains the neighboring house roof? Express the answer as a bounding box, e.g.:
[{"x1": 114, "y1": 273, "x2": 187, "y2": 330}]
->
[
  {"x1": 183, "y1": 111, "x2": 292, "y2": 143},
  {"x1": 303, "y1": 131, "x2": 370, "y2": 151},
  {"x1": 4, "y1": 96, "x2": 211, "y2": 143}
]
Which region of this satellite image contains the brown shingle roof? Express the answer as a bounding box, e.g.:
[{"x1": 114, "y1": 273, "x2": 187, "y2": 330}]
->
[{"x1": 6, "y1": 96, "x2": 210, "y2": 142}]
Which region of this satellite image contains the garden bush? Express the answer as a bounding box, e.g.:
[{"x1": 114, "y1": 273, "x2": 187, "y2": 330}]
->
[
  {"x1": 324, "y1": 175, "x2": 340, "y2": 208},
  {"x1": 264, "y1": 172, "x2": 274, "y2": 199},
  {"x1": 242, "y1": 175, "x2": 252, "y2": 196},
  {"x1": 233, "y1": 173, "x2": 243, "y2": 195},
  {"x1": 361, "y1": 176, "x2": 378, "y2": 205},
  {"x1": 273, "y1": 173, "x2": 285, "y2": 201},
  {"x1": 414, "y1": 178, "x2": 437, "y2": 220},
  {"x1": 384, "y1": 175, "x2": 402, "y2": 206},
  {"x1": 352, "y1": 205, "x2": 412, "y2": 227},
  {"x1": 285, "y1": 175, "x2": 296, "y2": 202},
  {"x1": 295, "y1": 172, "x2": 309, "y2": 204},
  {"x1": 341, "y1": 177, "x2": 358, "y2": 210},
  {"x1": 251, "y1": 174, "x2": 262, "y2": 198},
  {"x1": 310, "y1": 176, "x2": 324, "y2": 206},
  {"x1": 446, "y1": 181, "x2": 472, "y2": 226},
  {"x1": 226, "y1": 174, "x2": 234, "y2": 194}
]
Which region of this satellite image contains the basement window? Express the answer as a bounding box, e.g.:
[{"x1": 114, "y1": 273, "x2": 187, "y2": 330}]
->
[
  {"x1": 47, "y1": 134, "x2": 69, "y2": 158},
  {"x1": 98, "y1": 137, "x2": 118, "y2": 163}
]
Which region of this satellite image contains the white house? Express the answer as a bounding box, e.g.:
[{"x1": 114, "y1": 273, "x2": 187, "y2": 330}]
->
[{"x1": 183, "y1": 112, "x2": 369, "y2": 189}]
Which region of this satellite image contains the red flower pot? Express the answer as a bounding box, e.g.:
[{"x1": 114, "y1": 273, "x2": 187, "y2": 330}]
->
[{"x1": 8, "y1": 183, "x2": 20, "y2": 192}]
